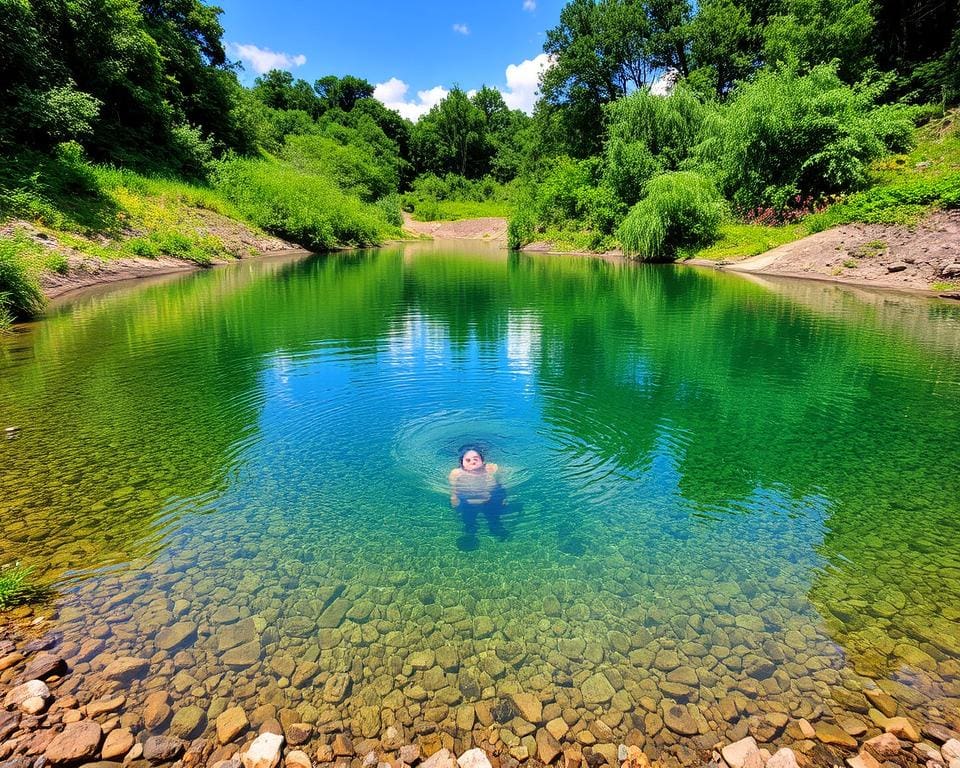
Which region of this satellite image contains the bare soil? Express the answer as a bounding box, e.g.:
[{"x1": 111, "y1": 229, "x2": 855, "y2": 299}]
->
[
  {"x1": 715, "y1": 210, "x2": 960, "y2": 296},
  {"x1": 403, "y1": 214, "x2": 508, "y2": 242}
]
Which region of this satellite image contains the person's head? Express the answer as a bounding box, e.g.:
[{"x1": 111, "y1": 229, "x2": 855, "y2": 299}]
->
[{"x1": 459, "y1": 446, "x2": 485, "y2": 472}]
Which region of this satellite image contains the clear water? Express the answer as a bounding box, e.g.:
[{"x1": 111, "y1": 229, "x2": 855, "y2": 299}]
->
[{"x1": 2, "y1": 243, "x2": 960, "y2": 763}]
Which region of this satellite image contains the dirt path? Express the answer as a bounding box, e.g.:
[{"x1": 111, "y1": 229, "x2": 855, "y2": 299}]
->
[
  {"x1": 714, "y1": 210, "x2": 960, "y2": 295},
  {"x1": 403, "y1": 214, "x2": 508, "y2": 242}
]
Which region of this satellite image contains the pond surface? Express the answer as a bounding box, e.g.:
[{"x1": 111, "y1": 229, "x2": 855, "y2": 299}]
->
[{"x1": 2, "y1": 244, "x2": 960, "y2": 763}]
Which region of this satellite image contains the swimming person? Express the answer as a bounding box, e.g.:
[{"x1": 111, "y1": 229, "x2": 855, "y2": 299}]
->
[{"x1": 449, "y1": 446, "x2": 508, "y2": 550}]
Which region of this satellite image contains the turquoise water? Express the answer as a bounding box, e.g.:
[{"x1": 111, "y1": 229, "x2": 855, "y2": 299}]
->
[{"x1": 1, "y1": 244, "x2": 960, "y2": 763}]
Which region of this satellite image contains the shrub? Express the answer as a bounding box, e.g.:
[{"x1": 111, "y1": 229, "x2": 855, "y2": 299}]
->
[
  {"x1": 0, "y1": 234, "x2": 45, "y2": 328},
  {"x1": 699, "y1": 65, "x2": 916, "y2": 215},
  {"x1": 618, "y1": 172, "x2": 727, "y2": 261},
  {"x1": 212, "y1": 158, "x2": 391, "y2": 250},
  {"x1": 508, "y1": 209, "x2": 536, "y2": 250}
]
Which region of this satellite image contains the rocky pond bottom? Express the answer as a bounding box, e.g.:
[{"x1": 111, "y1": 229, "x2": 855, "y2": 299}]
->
[{"x1": 1, "y1": 245, "x2": 960, "y2": 768}]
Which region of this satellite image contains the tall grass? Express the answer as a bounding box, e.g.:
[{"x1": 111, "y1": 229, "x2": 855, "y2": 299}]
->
[
  {"x1": 618, "y1": 172, "x2": 727, "y2": 261},
  {"x1": 0, "y1": 235, "x2": 46, "y2": 329},
  {"x1": 0, "y1": 563, "x2": 48, "y2": 609},
  {"x1": 213, "y1": 158, "x2": 395, "y2": 250}
]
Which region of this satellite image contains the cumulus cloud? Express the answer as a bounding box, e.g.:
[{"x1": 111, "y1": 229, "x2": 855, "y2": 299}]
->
[
  {"x1": 523, "y1": 0, "x2": 536, "y2": 10},
  {"x1": 374, "y1": 78, "x2": 449, "y2": 121},
  {"x1": 227, "y1": 43, "x2": 306, "y2": 75},
  {"x1": 453, "y1": 23, "x2": 470, "y2": 35},
  {"x1": 500, "y1": 53, "x2": 553, "y2": 113}
]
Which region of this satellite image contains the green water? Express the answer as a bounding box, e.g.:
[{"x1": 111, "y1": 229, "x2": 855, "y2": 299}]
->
[{"x1": 2, "y1": 244, "x2": 960, "y2": 762}]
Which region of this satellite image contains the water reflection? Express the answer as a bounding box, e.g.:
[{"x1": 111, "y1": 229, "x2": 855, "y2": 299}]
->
[{"x1": 2, "y1": 244, "x2": 960, "y2": 758}]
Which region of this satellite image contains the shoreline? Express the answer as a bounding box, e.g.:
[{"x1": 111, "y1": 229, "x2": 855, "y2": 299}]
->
[{"x1": 1, "y1": 615, "x2": 956, "y2": 768}]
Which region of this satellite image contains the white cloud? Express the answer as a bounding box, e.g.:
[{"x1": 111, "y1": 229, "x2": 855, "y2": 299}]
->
[
  {"x1": 227, "y1": 43, "x2": 306, "y2": 75},
  {"x1": 374, "y1": 78, "x2": 449, "y2": 121},
  {"x1": 523, "y1": 0, "x2": 536, "y2": 10},
  {"x1": 500, "y1": 53, "x2": 553, "y2": 114},
  {"x1": 453, "y1": 23, "x2": 470, "y2": 35}
]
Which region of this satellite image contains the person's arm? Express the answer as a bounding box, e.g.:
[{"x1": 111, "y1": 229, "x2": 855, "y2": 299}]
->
[
  {"x1": 448, "y1": 469, "x2": 461, "y2": 507},
  {"x1": 486, "y1": 463, "x2": 499, "y2": 474}
]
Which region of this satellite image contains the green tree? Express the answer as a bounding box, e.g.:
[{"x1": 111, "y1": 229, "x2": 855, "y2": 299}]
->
[
  {"x1": 314, "y1": 75, "x2": 375, "y2": 112},
  {"x1": 688, "y1": 0, "x2": 758, "y2": 97},
  {"x1": 410, "y1": 88, "x2": 486, "y2": 177},
  {"x1": 253, "y1": 70, "x2": 321, "y2": 116}
]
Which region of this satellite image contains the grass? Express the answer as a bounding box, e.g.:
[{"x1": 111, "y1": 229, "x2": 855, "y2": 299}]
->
[
  {"x1": 0, "y1": 563, "x2": 48, "y2": 610},
  {"x1": 0, "y1": 233, "x2": 51, "y2": 330},
  {"x1": 409, "y1": 199, "x2": 514, "y2": 222},
  {"x1": 691, "y1": 222, "x2": 806, "y2": 261},
  {"x1": 932, "y1": 281, "x2": 960, "y2": 291}
]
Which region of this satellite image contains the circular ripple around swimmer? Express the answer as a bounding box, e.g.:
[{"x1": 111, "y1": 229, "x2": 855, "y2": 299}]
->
[{"x1": 391, "y1": 409, "x2": 547, "y2": 497}]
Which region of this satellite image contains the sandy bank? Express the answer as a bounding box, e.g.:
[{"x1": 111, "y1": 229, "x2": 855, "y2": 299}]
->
[
  {"x1": 693, "y1": 210, "x2": 960, "y2": 298},
  {"x1": 402, "y1": 215, "x2": 509, "y2": 242}
]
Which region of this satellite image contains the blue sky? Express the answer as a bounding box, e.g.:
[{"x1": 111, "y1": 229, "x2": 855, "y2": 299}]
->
[{"x1": 218, "y1": 0, "x2": 566, "y2": 119}]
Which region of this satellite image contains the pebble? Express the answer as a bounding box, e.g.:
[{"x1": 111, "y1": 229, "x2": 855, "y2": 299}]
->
[
  {"x1": 143, "y1": 736, "x2": 186, "y2": 763},
  {"x1": 885, "y1": 717, "x2": 921, "y2": 742},
  {"x1": 458, "y1": 749, "x2": 493, "y2": 768},
  {"x1": 815, "y1": 722, "x2": 859, "y2": 749},
  {"x1": 241, "y1": 733, "x2": 285, "y2": 768},
  {"x1": 286, "y1": 750, "x2": 312, "y2": 768},
  {"x1": 721, "y1": 737, "x2": 759, "y2": 768},
  {"x1": 101, "y1": 728, "x2": 135, "y2": 760},
  {"x1": 581, "y1": 674, "x2": 615, "y2": 705},
  {"x1": 217, "y1": 707, "x2": 250, "y2": 744},
  {"x1": 4, "y1": 680, "x2": 51, "y2": 710},
  {"x1": 44, "y1": 720, "x2": 103, "y2": 764}
]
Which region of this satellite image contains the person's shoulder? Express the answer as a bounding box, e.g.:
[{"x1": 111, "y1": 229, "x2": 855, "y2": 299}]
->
[{"x1": 449, "y1": 468, "x2": 463, "y2": 481}]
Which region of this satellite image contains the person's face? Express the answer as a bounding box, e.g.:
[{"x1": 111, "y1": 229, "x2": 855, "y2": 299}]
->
[{"x1": 461, "y1": 451, "x2": 484, "y2": 471}]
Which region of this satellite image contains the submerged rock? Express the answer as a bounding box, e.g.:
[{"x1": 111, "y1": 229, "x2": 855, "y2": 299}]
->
[
  {"x1": 44, "y1": 721, "x2": 103, "y2": 764},
  {"x1": 241, "y1": 733, "x2": 285, "y2": 768}
]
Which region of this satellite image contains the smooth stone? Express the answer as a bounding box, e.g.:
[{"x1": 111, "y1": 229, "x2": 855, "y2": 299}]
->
[
  {"x1": 767, "y1": 748, "x2": 799, "y2": 768},
  {"x1": 332, "y1": 734, "x2": 354, "y2": 757},
  {"x1": 88, "y1": 696, "x2": 126, "y2": 718},
  {"x1": 44, "y1": 721, "x2": 103, "y2": 764},
  {"x1": 18, "y1": 652, "x2": 66, "y2": 682},
  {"x1": 653, "y1": 649, "x2": 680, "y2": 672},
  {"x1": 735, "y1": 615, "x2": 764, "y2": 632},
  {"x1": 0, "y1": 652, "x2": 25, "y2": 671},
  {"x1": 846, "y1": 752, "x2": 881, "y2": 768},
  {"x1": 474, "y1": 617, "x2": 495, "y2": 638},
  {"x1": 286, "y1": 751, "x2": 311, "y2": 768},
  {"x1": 223, "y1": 640, "x2": 261, "y2": 668},
  {"x1": 218, "y1": 620, "x2": 257, "y2": 651},
  {"x1": 5, "y1": 679, "x2": 51, "y2": 709},
  {"x1": 536, "y1": 729, "x2": 561, "y2": 764},
  {"x1": 315, "y1": 745, "x2": 334, "y2": 763},
  {"x1": 217, "y1": 707, "x2": 250, "y2": 745},
  {"x1": 156, "y1": 621, "x2": 198, "y2": 651},
  {"x1": 102, "y1": 657, "x2": 150, "y2": 682},
  {"x1": 143, "y1": 736, "x2": 185, "y2": 763},
  {"x1": 925, "y1": 726, "x2": 960, "y2": 745},
  {"x1": 581, "y1": 673, "x2": 615, "y2": 705},
  {"x1": 21, "y1": 696, "x2": 47, "y2": 715},
  {"x1": 241, "y1": 733, "x2": 285, "y2": 768},
  {"x1": 816, "y1": 722, "x2": 858, "y2": 749},
  {"x1": 323, "y1": 673, "x2": 351, "y2": 704},
  {"x1": 458, "y1": 749, "x2": 493, "y2": 768},
  {"x1": 864, "y1": 690, "x2": 897, "y2": 718},
  {"x1": 422, "y1": 749, "x2": 456, "y2": 768},
  {"x1": 661, "y1": 702, "x2": 699, "y2": 736},
  {"x1": 170, "y1": 706, "x2": 206, "y2": 739},
  {"x1": 884, "y1": 717, "x2": 920, "y2": 742},
  {"x1": 863, "y1": 733, "x2": 901, "y2": 759},
  {"x1": 511, "y1": 693, "x2": 543, "y2": 724},
  {"x1": 408, "y1": 651, "x2": 435, "y2": 670},
  {"x1": 666, "y1": 666, "x2": 698, "y2": 686},
  {"x1": 942, "y1": 740, "x2": 960, "y2": 762},
  {"x1": 318, "y1": 599, "x2": 349, "y2": 629},
  {"x1": 101, "y1": 729, "x2": 135, "y2": 761},
  {"x1": 546, "y1": 718, "x2": 569, "y2": 741},
  {"x1": 399, "y1": 745, "x2": 420, "y2": 764},
  {"x1": 721, "y1": 737, "x2": 759, "y2": 768}
]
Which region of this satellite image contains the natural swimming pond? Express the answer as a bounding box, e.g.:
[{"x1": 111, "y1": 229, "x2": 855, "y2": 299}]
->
[{"x1": 2, "y1": 243, "x2": 960, "y2": 764}]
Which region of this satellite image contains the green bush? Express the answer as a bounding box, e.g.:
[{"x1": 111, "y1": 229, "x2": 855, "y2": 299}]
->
[
  {"x1": 0, "y1": 234, "x2": 46, "y2": 328},
  {"x1": 508, "y1": 209, "x2": 536, "y2": 250},
  {"x1": 618, "y1": 171, "x2": 727, "y2": 261},
  {"x1": 212, "y1": 158, "x2": 392, "y2": 250},
  {"x1": 698, "y1": 65, "x2": 916, "y2": 214},
  {"x1": 603, "y1": 86, "x2": 711, "y2": 206}
]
